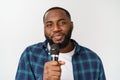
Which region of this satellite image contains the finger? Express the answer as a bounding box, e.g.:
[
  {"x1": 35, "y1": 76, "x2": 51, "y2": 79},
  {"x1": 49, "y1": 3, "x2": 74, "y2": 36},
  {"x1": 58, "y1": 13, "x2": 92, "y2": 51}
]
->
[
  {"x1": 50, "y1": 66, "x2": 61, "y2": 71},
  {"x1": 46, "y1": 61, "x2": 59, "y2": 66},
  {"x1": 48, "y1": 71, "x2": 61, "y2": 79},
  {"x1": 50, "y1": 76, "x2": 60, "y2": 80},
  {"x1": 48, "y1": 70, "x2": 61, "y2": 76},
  {"x1": 44, "y1": 61, "x2": 58, "y2": 69},
  {"x1": 58, "y1": 61, "x2": 65, "y2": 65},
  {"x1": 44, "y1": 61, "x2": 61, "y2": 72}
]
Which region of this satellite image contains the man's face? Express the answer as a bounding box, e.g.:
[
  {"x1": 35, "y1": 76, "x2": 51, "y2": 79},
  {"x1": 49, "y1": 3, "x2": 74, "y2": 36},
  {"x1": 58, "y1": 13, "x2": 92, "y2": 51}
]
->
[{"x1": 44, "y1": 9, "x2": 73, "y2": 49}]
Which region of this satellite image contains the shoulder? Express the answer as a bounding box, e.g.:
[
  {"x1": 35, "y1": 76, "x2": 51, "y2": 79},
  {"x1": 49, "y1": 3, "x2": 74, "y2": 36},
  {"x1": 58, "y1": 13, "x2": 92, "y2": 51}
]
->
[
  {"x1": 26, "y1": 41, "x2": 45, "y2": 52},
  {"x1": 21, "y1": 41, "x2": 47, "y2": 57},
  {"x1": 73, "y1": 40, "x2": 102, "y2": 62},
  {"x1": 79, "y1": 46, "x2": 100, "y2": 60}
]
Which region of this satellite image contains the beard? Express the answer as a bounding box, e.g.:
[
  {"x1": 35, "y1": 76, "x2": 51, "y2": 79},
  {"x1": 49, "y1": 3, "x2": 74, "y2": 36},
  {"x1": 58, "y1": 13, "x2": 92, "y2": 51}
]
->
[{"x1": 45, "y1": 28, "x2": 72, "y2": 49}]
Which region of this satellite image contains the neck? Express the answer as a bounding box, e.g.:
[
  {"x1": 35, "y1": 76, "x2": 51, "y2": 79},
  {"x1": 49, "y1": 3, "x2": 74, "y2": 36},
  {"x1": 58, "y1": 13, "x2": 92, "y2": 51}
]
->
[{"x1": 59, "y1": 40, "x2": 74, "y2": 53}]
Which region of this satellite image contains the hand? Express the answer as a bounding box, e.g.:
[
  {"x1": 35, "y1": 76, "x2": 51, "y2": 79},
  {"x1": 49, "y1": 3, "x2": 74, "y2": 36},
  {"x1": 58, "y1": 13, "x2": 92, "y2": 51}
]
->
[{"x1": 43, "y1": 61, "x2": 65, "y2": 80}]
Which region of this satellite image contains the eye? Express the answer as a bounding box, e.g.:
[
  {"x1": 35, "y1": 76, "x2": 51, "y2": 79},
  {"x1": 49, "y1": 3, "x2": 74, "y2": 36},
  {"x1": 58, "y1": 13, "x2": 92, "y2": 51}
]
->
[
  {"x1": 45, "y1": 23, "x2": 53, "y2": 28},
  {"x1": 58, "y1": 21, "x2": 66, "y2": 26}
]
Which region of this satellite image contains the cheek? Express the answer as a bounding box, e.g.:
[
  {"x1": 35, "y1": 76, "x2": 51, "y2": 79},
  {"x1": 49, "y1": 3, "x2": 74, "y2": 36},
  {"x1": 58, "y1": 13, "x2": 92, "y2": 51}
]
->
[
  {"x1": 44, "y1": 29, "x2": 52, "y2": 38},
  {"x1": 63, "y1": 27, "x2": 71, "y2": 34},
  {"x1": 65, "y1": 28, "x2": 73, "y2": 37}
]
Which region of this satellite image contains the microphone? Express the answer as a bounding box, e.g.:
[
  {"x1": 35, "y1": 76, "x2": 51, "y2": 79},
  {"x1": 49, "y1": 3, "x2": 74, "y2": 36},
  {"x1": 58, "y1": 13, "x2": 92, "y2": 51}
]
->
[{"x1": 50, "y1": 44, "x2": 59, "y2": 61}]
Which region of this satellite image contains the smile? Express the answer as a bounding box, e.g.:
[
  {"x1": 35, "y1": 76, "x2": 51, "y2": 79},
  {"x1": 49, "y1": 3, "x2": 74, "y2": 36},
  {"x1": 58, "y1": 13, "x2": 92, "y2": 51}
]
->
[{"x1": 52, "y1": 33, "x2": 65, "y2": 41}]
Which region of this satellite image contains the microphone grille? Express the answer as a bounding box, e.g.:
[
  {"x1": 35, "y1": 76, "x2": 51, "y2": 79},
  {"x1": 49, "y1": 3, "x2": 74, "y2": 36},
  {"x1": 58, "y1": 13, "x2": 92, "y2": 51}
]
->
[{"x1": 50, "y1": 44, "x2": 59, "y2": 55}]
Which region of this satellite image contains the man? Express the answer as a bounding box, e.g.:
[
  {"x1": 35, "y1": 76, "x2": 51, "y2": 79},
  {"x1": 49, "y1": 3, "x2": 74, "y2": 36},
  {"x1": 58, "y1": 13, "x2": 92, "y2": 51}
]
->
[{"x1": 16, "y1": 7, "x2": 106, "y2": 80}]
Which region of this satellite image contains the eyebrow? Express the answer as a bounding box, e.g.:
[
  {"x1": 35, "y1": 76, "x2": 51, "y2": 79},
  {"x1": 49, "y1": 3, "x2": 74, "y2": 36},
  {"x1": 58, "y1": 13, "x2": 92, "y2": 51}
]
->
[
  {"x1": 45, "y1": 18, "x2": 67, "y2": 24},
  {"x1": 58, "y1": 18, "x2": 67, "y2": 22},
  {"x1": 45, "y1": 21, "x2": 52, "y2": 24}
]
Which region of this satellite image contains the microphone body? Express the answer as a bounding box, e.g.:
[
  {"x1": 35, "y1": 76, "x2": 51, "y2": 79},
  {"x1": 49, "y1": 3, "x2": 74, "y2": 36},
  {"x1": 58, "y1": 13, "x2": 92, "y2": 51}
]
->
[
  {"x1": 51, "y1": 55, "x2": 59, "y2": 61},
  {"x1": 50, "y1": 44, "x2": 59, "y2": 61}
]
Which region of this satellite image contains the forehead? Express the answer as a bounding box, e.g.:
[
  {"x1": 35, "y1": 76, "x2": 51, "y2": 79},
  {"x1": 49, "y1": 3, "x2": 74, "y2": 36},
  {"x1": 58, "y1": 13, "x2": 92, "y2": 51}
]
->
[{"x1": 44, "y1": 9, "x2": 69, "y2": 22}]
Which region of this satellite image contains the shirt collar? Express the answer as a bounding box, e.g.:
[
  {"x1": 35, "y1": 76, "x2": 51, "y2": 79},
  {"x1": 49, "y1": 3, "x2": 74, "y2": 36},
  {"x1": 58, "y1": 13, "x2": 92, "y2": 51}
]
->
[
  {"x1": 42, "y1": 39, "x2": 82, "y2": 55},
  {"x1": 70, "y1": 39, "x2": 82, "y2": 55}
]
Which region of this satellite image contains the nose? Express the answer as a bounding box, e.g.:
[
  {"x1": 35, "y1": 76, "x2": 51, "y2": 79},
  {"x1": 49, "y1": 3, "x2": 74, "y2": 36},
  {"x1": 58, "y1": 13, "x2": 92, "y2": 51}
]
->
[{"x1": 52, "y1": 24, "x2": 61, "y2": 32}]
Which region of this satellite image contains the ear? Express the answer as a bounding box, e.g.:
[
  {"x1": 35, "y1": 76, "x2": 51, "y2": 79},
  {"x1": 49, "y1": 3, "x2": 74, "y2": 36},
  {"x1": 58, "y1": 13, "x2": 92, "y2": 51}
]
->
[{"x1": 70, "y1": 21, "x2": 73, "y2": 30}]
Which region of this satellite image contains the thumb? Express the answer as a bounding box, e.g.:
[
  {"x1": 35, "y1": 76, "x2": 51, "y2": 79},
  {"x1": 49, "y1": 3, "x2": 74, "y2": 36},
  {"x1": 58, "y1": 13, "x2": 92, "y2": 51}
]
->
[{"x1": 58, "y1": 61, "x2": 65, "y2": 65}]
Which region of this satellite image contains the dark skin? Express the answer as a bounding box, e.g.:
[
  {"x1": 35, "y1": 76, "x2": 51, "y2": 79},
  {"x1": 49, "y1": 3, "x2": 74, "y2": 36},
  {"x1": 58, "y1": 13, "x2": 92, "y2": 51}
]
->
[{"x1": 43, "y1": 9, "x2": 74, "y2": 80}]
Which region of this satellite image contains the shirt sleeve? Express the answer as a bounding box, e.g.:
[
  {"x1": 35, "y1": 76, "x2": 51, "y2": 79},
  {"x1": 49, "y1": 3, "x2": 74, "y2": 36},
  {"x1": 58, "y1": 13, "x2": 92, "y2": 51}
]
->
[
  {"x1": 98, "y1": 60, "x2": 106, "y2": 80},
  {"x1": 15, "y1": 48, "x2": 35, "y2": 80}
]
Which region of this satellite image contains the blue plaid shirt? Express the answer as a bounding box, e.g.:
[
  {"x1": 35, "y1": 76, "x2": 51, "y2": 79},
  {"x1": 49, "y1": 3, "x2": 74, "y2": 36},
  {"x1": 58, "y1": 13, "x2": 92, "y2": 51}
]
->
[{"x1": 16, "y1": 39, "x2": 106, "y2": 80}]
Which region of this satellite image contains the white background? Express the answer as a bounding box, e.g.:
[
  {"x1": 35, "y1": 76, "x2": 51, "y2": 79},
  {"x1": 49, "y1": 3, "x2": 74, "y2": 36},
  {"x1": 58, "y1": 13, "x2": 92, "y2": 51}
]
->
[{"x1": 0, "y1": 0, "x2": 120, "y2": 80}]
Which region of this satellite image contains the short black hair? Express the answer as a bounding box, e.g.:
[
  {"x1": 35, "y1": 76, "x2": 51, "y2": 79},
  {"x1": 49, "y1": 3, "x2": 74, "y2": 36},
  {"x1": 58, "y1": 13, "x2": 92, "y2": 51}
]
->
[{"x1": 43, "y1": 7, "x2": 71, "y2": 22}]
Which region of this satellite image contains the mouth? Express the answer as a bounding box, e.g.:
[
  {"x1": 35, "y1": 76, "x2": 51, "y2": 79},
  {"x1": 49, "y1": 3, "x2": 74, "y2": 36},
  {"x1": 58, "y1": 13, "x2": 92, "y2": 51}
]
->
[{"x1": 52, "y1": 33, "x2": 65, "y2": 43}]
